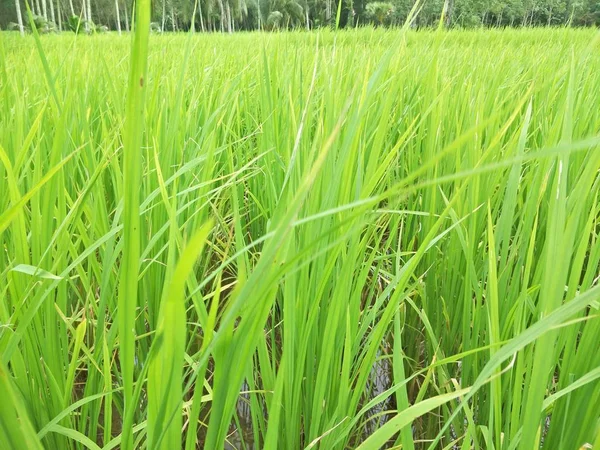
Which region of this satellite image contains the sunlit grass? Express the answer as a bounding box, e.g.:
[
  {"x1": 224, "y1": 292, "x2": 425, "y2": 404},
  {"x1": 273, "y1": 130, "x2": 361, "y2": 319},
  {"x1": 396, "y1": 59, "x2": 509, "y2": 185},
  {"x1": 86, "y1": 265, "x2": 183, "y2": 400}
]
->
[{"x1": 1, "y1": 26, "x2": 600, "y2": 449}]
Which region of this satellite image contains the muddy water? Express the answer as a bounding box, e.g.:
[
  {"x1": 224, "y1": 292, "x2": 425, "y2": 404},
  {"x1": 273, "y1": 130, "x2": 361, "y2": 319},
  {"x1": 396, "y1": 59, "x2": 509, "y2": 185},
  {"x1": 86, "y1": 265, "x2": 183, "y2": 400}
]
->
[
  {"x1": 363, "y1": 351, "x2": 395, "y2": 440},
  {"x1": 225, "y1": 379, "x2": 257, "y2": 449},
  {"x1": 224, "y1": 350, "x2": 397, "y2": 449}
]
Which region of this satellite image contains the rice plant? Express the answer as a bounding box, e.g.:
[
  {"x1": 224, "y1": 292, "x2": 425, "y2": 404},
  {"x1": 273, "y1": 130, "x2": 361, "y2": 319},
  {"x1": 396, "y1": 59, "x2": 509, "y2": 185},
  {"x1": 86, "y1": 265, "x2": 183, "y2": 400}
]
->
[{"x1": 1, "y1": 23, "x2": 600, "y2": 450}]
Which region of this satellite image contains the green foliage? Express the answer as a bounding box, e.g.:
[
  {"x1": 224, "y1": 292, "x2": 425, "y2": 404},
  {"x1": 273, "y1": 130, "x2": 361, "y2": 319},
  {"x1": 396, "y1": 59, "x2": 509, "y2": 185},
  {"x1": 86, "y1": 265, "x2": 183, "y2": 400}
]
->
[
  {"x1": 262, "y1": 0, "x2": 305, "y2": 29},
  {"x1": 67, "y1": 15, "x2": 85, "y2": 33},
  {"x1": 2, "y1": 0, "x2": 600, "y2": 32},
  {"x1": 66, "y1": 15, "x2": 108, "y2": 34},
  {"x1": 118, "y1": 0, "x2": 151, "y2": 448},
  {"x1": 267, "y1": 9, "x2": 285, "y2": 27},
  {"x1": 22, "y1": 14, "x2": 58, "y2": 33},
  {"x1": 365, "y1": 1, "x2": 394, "y2": 24},
  {"x1": 1, "y1": 27, "x2": 600, "y2": 450}
]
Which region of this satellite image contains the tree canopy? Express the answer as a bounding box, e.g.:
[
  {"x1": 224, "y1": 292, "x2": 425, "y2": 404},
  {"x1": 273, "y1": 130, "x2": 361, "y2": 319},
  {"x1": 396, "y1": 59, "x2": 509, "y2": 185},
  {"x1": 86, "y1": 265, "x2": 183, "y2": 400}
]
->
[{"x1": 1, "y1": 0, "x2": 599, "y2": 33}]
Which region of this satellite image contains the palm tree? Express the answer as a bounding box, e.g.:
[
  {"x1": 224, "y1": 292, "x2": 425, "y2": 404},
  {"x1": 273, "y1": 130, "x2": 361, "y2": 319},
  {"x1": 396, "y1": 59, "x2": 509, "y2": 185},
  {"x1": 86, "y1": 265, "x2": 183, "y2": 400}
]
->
[
  {"x1": 116, "y1": 0, "x2": 122, "y2": 33},
  {"x1": 124, "y1": 0, "x2": 129, "y2": 31},
  {"x1": 277, "y1": 0, "x2": 305, "y2": 27},
  {"x1": 216, "y1": 0, "x2": 226, "y2": 30},
  {"x1": 197, "y1": 1, "x2": 206, "y2": 32},
  {"x1": 14, "y1": 0, "x2": 24, "y2": 35},
  {"x1": 225, "y1": 1, "x2": 233, "y2": 31},
  {"x1": 86, "y1": 0, "x2": 92, "y2": 25},
  {"x1": 49, "y1": 0, "x2": 56, "y2": 25},
  {"x1": 56, "y1": 0, "x2": 62, "y2": 30},
  {"x1": 229, "y1": 0, "x2": 249, "y2": 31},
  {"x1": 262, "y1": 0, "x2": 304, "y2": 28},
  {"x1": 82, "y1": 0, "x2": 89, "y2": 32},
  {"x1": 170, "y1": 2, "x2": 176, "y2": 30},
  {"x1": 41, "y1": 0, "x2": 48, "y2": 19},
  {"x1": 302, "y1": 0, "x2": 310, "y2": 29}
]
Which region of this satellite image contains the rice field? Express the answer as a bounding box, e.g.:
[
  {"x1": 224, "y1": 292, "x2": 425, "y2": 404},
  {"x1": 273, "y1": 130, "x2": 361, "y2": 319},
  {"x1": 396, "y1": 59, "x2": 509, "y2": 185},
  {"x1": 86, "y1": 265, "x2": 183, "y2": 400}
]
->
[{"x1": 1, "y1": 23, "x2": 600, "y2": 450}]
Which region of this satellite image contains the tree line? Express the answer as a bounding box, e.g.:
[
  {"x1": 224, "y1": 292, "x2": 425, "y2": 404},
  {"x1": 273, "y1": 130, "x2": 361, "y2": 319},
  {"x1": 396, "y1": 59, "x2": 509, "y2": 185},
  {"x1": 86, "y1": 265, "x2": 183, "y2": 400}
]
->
[{"x1": 1, "y1": 0, "x2": 599, "y2": 34}]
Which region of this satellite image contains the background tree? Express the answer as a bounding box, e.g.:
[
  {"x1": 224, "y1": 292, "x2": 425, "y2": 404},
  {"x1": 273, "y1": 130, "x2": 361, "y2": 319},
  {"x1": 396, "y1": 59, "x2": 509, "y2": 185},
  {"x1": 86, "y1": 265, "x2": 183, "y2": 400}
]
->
[
  {"x1": 365, "y1": 1, "x2": 394, "y2": 24},
  {"x1": 13, "y1": 0, "x2": 24, "y2": 33},
  {"x1": 1, "y1": 0, "x2": 599, "y2": 31}
]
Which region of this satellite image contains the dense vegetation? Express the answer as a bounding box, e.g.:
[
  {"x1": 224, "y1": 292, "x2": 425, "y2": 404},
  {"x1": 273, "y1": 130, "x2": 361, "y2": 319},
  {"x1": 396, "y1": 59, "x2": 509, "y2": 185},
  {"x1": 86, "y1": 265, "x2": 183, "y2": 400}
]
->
[
  {"x1": 2, "y1": 0, "x2": 600, "y2": 33},
  {"x1": 1, "y1": 13, "x2": 600, "y2": 450}
]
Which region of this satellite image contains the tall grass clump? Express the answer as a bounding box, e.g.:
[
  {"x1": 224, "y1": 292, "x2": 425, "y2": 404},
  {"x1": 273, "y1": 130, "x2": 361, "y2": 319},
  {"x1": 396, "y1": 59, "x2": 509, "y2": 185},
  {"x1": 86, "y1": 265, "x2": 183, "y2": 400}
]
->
[{"x1": 1, "y1": 26, "x2": 600, "y2": 449}]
